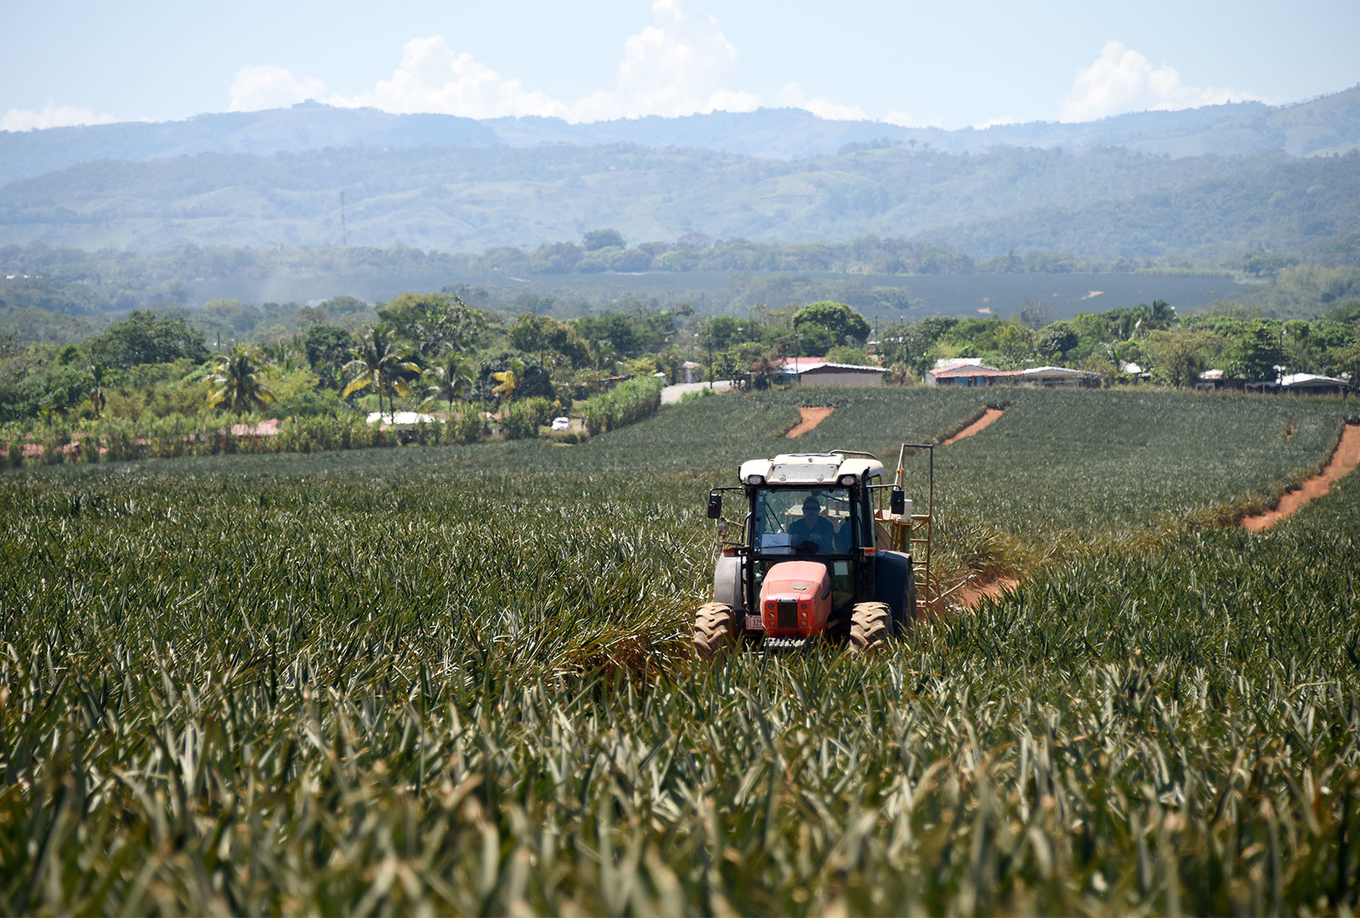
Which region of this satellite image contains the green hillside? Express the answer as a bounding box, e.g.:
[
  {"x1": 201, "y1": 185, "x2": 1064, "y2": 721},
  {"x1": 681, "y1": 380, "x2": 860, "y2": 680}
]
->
[
  {"x1": 928, "y1": 151, "x2": 1360, "y2": 261},
  {"x1": 3, "y1": 142, "x2": 1357, "y2": 262}
]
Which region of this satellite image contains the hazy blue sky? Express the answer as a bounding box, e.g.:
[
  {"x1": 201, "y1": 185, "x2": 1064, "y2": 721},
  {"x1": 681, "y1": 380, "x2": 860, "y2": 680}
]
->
[{"x1": 3, "y1": 0, "x2": 1358, "y2": 132}]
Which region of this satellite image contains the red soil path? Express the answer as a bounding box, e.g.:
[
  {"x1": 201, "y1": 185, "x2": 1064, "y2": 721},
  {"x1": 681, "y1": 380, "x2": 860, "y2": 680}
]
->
[
  {"x1": 955, "y1": 575, "x2": 1020, "y2": 610},
  {"x1": 1241, "y1": 423, "x2": 1360, "y2": 532},
  {"x1": 947, "y1": 422, "x2": 1360, "y2": 608},
  {"x1": 786, "y1": 406, "x2": 834, "y2": 438},
  {"x1": 942, "y1": 408, "x2": 1004, "y2": 445}
]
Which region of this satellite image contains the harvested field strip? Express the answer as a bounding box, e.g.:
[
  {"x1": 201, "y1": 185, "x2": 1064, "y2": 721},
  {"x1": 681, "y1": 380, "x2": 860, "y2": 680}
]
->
[
  {"x1": 1242, "y1": 422, "x2": 1360, "y2": 532},
  {"x1": 785, "y1": 406, "x2": 834, "y2": 438},
  {"x1": 941, "y1": 407, "x2": 1003, "y2": 445}
]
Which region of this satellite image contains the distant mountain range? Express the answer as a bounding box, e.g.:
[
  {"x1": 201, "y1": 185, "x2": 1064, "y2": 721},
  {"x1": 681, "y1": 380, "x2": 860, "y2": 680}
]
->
[
  {"x1": 4, "y1": 87, "x2": 1359, "y2": 186},
  {"x1": 1, "y1": 87, "x2": 1359, "y2": 261}
]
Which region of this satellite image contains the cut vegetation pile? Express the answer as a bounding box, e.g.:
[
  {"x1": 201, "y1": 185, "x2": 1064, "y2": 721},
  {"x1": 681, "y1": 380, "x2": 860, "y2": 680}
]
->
[{"x1": 2, "y1": 388, "x2": 1357, "y2": 914}]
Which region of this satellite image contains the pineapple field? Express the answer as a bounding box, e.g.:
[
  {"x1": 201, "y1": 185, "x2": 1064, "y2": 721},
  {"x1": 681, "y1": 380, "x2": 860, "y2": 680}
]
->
[{"x1": 2, "y1": 387, "x2": 1358, "y2": 915}]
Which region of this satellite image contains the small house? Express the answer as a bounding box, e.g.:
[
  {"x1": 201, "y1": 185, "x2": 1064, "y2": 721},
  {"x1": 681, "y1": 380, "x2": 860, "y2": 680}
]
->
[
  {"x1": 926, "y1": 362, "x2": 1021, "y2": 388},
  {"x1": 1248, "y1": 373, "x2": 1353, "y2": 396}
]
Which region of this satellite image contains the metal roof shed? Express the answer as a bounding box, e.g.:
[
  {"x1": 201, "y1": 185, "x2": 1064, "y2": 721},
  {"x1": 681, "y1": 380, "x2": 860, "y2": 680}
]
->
[
  {"x1": 1021, "y1": 366, "x2": 1102, "y2": 388},
  {"x1": 779, "y1": 359, "x2": 886, "y2": 388}
]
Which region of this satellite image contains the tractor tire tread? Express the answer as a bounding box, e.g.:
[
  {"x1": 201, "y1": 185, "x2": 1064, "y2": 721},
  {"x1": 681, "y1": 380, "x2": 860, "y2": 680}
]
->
[
  {"x1": 693, "y1": 602, "x2": 738, "y2": 660},
  {"x1": 850, "y1": 601, "x2": 892, "y2": 654}
]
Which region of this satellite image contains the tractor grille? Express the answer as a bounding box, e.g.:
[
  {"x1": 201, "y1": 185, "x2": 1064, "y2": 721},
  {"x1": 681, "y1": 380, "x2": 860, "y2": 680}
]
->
[{"x1": 776, "y1": 599, "x2": 798, "y2": 630}]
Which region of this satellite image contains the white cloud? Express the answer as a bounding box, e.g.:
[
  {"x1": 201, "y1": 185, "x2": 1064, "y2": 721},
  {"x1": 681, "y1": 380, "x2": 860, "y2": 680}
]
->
[
  {"x1": 1061, "y1": 41, "x2": 1264, "y2": 122},
  {"x1": 778, "y1": 81, "x2": 868, "y2": 122},
  {"x1": 883, "y1": 110, "x2": 942, "y2": 129},
  {"x1": 242, "y1": 0, "x2": 760, "y2": 123},
  {"x1": 334, "y1": 36, "x2": 569, "y2": 119},
  {"x1": 574, "y1": 0, "x2": 760, "y2": 120},
  {"x1": 0, "y1": 101, "x2": 116, "y2": 132},
  {"x1": 229, "y1": 65, "x2": 328, "y2": 112}
]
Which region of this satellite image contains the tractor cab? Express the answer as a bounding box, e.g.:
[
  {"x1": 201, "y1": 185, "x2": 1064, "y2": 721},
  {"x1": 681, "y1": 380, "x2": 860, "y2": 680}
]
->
[
  {"x1": 752, "y1": 486, "x2": 853, "y2": 557},
  {"x1": 697, "y1": 448, "x2": 929, "y2": 654}
]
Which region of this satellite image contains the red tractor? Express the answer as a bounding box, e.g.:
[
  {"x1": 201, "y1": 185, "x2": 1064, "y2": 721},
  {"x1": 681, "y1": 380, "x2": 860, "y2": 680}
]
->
[{"x1": 694, "y1": 446, "x2": 934, "y2": 656}]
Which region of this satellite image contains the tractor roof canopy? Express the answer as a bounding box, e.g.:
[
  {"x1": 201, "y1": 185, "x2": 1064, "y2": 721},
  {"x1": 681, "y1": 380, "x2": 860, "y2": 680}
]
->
[{"x1": 738, "y1": 451, "x2": 886, "y2": 488}]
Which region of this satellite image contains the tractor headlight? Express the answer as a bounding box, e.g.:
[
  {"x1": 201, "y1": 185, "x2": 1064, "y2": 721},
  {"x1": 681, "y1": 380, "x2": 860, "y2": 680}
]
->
[
  {"x1": 838, "y1": 473, "x2": 857, "y2": 487},
  {"x1": 747, "y1": 474, "x2": 765, "y2": 486}
]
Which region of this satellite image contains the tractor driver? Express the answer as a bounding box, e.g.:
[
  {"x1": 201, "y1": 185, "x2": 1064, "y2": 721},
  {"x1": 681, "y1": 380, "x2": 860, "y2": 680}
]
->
[{"x1": 789, "y1": 495, "x2": 836, "y2": 554}]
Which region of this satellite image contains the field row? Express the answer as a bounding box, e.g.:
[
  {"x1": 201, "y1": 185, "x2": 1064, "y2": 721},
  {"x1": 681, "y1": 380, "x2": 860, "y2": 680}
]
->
[{"x1": 2, "y1": 387, "x2": 1357, "y2": 913}]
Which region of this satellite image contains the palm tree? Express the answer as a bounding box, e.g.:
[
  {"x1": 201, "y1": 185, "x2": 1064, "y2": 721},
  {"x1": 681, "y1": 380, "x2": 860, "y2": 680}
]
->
[
  {"x1": 1147, "y1": 299, "x2": 1177, "y2": 331},
  {"x1": 342, "y1": 325, "x2": 421, "y2": 418},
  {"x1": 206, "y1": 344, "x2": 275, "y2": 415},
  {"x1": 83, "y1": 363, "x2": 109, "y2": 419},
  {"x1": 423, "y1": 353, "x2": 475, "y2": 415},
  {"x1": 268, "y1": 338, "x2": 303, "y2": 372},
  {"x1": 491, "y1": 357, "x2": 525, "y2": 407}
]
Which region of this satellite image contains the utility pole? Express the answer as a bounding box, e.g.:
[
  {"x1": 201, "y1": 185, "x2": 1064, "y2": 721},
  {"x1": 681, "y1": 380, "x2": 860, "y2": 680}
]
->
[
  {"x1": 339, "y1": 191, "x2": 348, "y2": 246},
  {"x1": 707, "y1": 331, "x2": 714, "y2": 388}
]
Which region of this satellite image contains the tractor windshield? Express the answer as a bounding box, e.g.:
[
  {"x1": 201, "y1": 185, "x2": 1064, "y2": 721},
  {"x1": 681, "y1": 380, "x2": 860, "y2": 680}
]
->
[{"x1": 752, "y1": 487, "x2": 854, "y2": 556}]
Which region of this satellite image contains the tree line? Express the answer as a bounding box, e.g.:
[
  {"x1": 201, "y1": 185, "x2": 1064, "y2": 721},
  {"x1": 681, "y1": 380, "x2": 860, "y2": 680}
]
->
[
  {"x1": 0, "y1": 234, "x2": 1173, "y2": 325},
  {"x1": 0, "y1": 291, "x2": 683, "y2": 427},
  {"x1": 869, "y1": 300, "x2": 1360, "y2": 390},
  {"x1": 4, "y1": 287, "x2": 1358, "y2": 433}
]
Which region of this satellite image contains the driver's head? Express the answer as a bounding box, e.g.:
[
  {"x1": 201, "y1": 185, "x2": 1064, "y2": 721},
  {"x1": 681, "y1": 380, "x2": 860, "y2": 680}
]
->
[{"x1": 801, "y1": 496, "x2": 820, "y2": 519}]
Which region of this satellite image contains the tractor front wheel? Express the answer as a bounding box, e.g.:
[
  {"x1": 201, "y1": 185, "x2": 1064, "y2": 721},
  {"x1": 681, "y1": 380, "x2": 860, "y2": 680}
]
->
[
  {"x1": 849, "y1": 601, "x2": 891, "y2": 654},
  {"x1": 692, "y1": 602, "x2": 738, "y2": 660}
]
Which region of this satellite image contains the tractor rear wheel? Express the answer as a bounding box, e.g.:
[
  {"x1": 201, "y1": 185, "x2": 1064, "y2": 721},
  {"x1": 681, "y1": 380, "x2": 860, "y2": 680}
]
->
[
  {"x1": 692, "y1": 602, "x2": 738, "y2": 660},
  {"x1": 849, "y1": 601, "x2": 891, "y2": 654}
]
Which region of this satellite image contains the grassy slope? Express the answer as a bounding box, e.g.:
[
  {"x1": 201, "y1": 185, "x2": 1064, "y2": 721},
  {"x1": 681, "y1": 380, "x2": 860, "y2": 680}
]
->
[{"x1": 1, "y1": 388, "x2": 1357, "y2": 914}]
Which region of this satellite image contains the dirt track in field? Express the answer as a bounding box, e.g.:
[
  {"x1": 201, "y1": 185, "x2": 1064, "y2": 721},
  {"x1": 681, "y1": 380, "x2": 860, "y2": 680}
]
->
[
  {"x1": 933, "y1": 409, "x2": 1013, "y2": 609},
  {"x1": 786, "y1": 407, "x2": 834, "y2": 438},
  {"x1": 1241, "y1": 423, "x2": 1360, "y2": 532},
  {"x1": 948, "y1": 422, "x2": 1360, "y2": 608},
  {"x1": 942, "y1": 408, "x2": 1004, "y2": 445},
  {"x1": 955, "y1": 575, "x2": 1020, "y2": 610}
]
